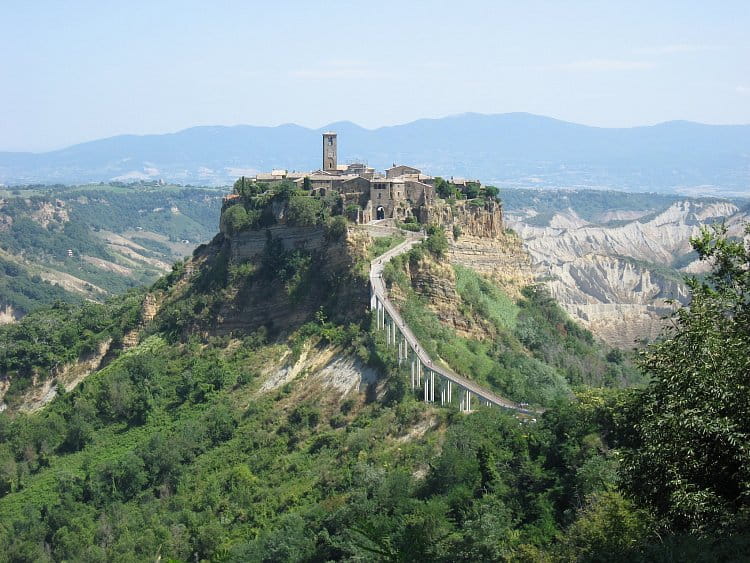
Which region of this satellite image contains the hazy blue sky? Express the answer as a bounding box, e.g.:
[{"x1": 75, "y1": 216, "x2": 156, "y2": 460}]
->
[{"x1": 2, "y1": 0, "x2": 749, "y2": 151}]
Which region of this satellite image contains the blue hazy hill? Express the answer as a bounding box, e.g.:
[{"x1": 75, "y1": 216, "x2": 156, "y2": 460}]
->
[{"x1": 1, "y1": 113, "x2": 748, "y2": 194}]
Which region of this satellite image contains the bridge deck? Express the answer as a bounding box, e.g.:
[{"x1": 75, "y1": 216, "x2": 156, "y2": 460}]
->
[{"x1": 367, "y1": 229, "x2": 535, "y2": 414}]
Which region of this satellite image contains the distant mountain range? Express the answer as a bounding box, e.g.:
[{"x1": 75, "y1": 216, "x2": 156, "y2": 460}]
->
[{"x1": 1, "y1": 113, "x2": 749, "y2": 195}]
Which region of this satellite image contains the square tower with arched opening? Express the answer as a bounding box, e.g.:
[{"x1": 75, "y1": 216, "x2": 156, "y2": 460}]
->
[{"x1": 322, "y1": 132, "x2": 337, "y2": 172}]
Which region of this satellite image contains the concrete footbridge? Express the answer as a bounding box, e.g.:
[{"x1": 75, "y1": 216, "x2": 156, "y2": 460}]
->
[{"x1": 368, "y1": 228, "x2": 535, "y2": 414}]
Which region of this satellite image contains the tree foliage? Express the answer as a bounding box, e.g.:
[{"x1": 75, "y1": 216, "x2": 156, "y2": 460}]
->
[
  {"x1": 424, "y1": 225, "x2": 448, "y2": 257},
  {"x1": 621, "y1": 224, "x2": 750, "y2": 534}
]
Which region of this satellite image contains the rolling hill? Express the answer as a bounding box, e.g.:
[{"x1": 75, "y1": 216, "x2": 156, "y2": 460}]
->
[{"x1": 2, "y1": 113, "x2": 749, "y2": 195}]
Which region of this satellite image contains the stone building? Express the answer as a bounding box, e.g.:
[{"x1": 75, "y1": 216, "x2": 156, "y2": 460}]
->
[{"x1": 249, "y1": 132, "x2": 438, "y2": 223}]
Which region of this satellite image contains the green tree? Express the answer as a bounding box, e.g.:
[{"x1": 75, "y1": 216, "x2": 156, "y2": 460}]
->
[
  {"x1": 558, "y1": 492, "x2": 653, "y2": 562},
  {"x1": 463, "y1": 182, "x2": 480, "y2": 199},
  {"x1": 286, "y1": 195, "x2": 322, "y2": 226},
  {"x1": 222, "y1": 204, "x2": 249, "y2": 234},
  {"x1": 272, "y1": 180, "x2": 297, "y2": 201},
  {"x1": 483, "y1": 185, "x2": 500, "y2": 199},
  {"x1": 424, "y1": 226, "x2": 448, "y2": 257},
  {"x1": 434, "y1": 177, "x2": 452, "y2": 199},
  {"x1": 90, "y1": 452, "x2": 148, "y2": 504},
  {"x1": 621, "y1": 224, "x2": 750, "y2": 534}
]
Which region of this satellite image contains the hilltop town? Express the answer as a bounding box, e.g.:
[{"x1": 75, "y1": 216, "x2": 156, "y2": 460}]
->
[{"x1": 232, "y1": 132, "x2": 485, "y2": 223}]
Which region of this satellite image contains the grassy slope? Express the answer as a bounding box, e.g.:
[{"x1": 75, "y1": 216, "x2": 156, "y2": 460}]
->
[{"x1": 385, "y1": 249, "x2": 642, "y2": 407}]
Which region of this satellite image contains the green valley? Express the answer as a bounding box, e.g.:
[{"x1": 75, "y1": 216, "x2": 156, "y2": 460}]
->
[
  {"x1": 0, "y1": 182, "x2": 225, "y2": 320},
  {"x1": 0, "y1": 178, "x2": 747, "y2": 561}
]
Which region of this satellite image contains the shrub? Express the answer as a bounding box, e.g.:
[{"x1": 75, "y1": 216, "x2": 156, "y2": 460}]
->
[
  {"x1": 286, "y1": 196, "x2": 322, "y2": 227},
  {"x1": 223, "y1": 205, "x2": 250, "y2": 234},
  {"x1": 325, "y1": 215, "x2": 348, "y2": 242},
  {"x1": 424, "y1": 228, "x2": 448, "y2": 257},
  {"x1": 397, "y1": 221, "x2": 422, "y2": 232}
]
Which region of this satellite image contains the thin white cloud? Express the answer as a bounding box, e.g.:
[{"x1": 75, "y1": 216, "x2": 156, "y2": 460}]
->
[
  {"x1": 548, "y1": 59, "x2": 656, "y2": 72},
  {"x1": 633, "y1": 44, "x2": 723, "y2": 55},
  {"x1": 737, "y1": 86, "x2": 750, "y2": 94}
]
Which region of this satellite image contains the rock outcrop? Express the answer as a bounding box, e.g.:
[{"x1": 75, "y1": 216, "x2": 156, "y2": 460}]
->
[
  {"x1": 434, "y1": 200, "x2": 534, "y2": 299},
  {"x1": 182, "y1": 223, "x2": 371, "y2": 337},
  {"x1": 227, "y1": 225, "x2": 328, "y2": 262},
  {"x1": 507, "y1": 199, "x2": 749, "y2": 347}
]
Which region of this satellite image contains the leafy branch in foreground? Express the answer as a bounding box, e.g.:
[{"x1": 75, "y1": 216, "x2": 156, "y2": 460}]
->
[{"x1": 621, "y1": 223, "x2": 750, "y2": 534}]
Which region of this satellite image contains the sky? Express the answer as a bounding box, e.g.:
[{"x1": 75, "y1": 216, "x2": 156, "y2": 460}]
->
[{"x1": 1, "y1": 0, "x2": 749, "y2": 152}]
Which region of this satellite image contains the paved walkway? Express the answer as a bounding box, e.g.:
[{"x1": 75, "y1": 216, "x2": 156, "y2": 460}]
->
[{"x1": 367, "y1": 226, "x2": 534, "y2": 414}]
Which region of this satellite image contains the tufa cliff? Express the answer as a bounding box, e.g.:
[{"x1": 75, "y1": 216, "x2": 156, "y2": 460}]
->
[
  {"x1": 152, "y1": 192, "x2": 535, "y2": 342},
  {"x1": 388, "y1": 199, "x2": 533, "y2": 339},
  {"x1": 437, "y1": 199, "x2": 534, "y2": 299},
  {"x1": 150, "y1": 198, "x2": 372, "y2": 339}
]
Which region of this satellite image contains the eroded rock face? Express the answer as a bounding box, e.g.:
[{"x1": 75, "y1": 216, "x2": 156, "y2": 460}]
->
[
  {"x1": 449, "y1": 232, "x2": 534, "y2": 300},
  {"x1": 29, "y1": 200, "x2": 69, "y2": 228},
  {"x1": 228, "y1": 225, "x2": 327, "y2": 262},
  {"x1": 0, "y1": 338, "x2": 112, "y2": 413},
  {"x1": 0, "y1": 304, "x2": 20, "y2": 325},
  {"x1": 507, "y1": 199, "x2": 749, "y2": 347},
  {"x1": 435, "y1": 200, "x2": 534, "y2": 299},
  {"x1": 433, "y1": 199, "x2": 504, "y2": 238},
  {"x1": 207, "y1": 225, "x2": 370, "y2": 337}
]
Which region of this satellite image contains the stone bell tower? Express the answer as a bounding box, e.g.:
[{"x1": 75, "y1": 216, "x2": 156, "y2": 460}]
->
[{"x1": 322, "y1": 131, "x2": 337, "y2": 172}]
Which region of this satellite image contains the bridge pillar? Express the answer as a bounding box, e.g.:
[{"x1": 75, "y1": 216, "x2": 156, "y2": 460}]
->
[
  {"x1": 424, "y1": 370, "x2": 429, "y2": 402},
  {"x1": 459, "y1": 388, "x2": 472, "y2": 413},
  {"x1": 410, "y1": 359, "x2": 415, "y2": 389},
  {"x1": 430, "y1": 371, "x2": 435, "y2": 402}
]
